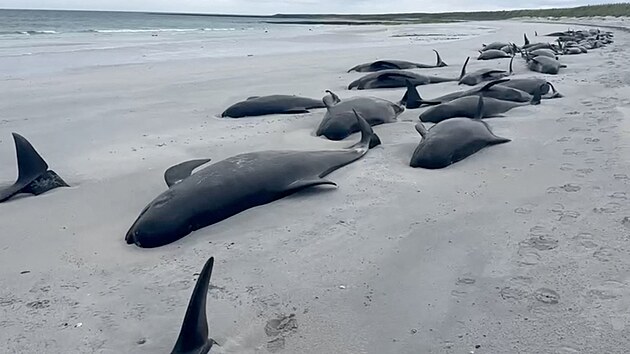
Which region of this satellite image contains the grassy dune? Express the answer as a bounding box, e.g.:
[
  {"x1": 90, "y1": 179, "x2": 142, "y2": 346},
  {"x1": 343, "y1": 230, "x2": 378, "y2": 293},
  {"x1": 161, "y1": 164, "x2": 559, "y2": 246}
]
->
[{"x1": 265, "y1": 3, "x2": 630, "y2": 24}]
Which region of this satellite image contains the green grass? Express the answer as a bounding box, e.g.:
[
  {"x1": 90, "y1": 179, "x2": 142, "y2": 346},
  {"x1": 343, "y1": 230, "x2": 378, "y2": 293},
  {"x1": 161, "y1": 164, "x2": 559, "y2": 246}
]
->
[{"x1": 268, "y1": 3, "x2": 630, "y2": 23}]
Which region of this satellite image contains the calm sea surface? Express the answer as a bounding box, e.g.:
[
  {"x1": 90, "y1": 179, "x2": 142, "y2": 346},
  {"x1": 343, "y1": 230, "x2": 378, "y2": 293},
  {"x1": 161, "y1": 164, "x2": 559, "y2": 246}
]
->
[{"x1": 0, "y1": 9, "x2": 266, "y2": 35}]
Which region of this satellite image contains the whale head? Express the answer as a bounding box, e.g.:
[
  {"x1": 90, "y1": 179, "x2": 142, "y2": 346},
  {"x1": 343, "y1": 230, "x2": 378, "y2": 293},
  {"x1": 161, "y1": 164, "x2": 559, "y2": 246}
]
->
[{"x1": 125, "y1": 189, "x2": 193, "y2": 248}]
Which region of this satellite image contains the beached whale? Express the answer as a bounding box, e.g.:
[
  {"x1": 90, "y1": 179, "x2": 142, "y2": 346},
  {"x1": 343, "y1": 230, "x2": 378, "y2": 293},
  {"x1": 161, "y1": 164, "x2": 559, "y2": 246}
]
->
[
  {"x1": 402, "y1": 78, "x2": 531, "y2": 109},
  {"x1": 316, "y1": 90, "x2": 403, "y2": 140},
  {"x1": 526, "y1": 56, "x2": 566, "y2": 74},
  {"x1": 410, "y1": 96, "x2": 510, "y2": 169},
  {"x1": 498, "y1": 78, "x2": 563, "y2": 98},
  {"x1": 0, "y1": 133, "x2": 68, "y2": 203},
  {"x1": 419, "y1": 85, "x2": 542, "y2": 123},
  {"x1": 524, "y1": 48, "x2": 558, "y2": 59},
  {"x1": 348, "y1": 69, "x2": 456, "y2": 90},
  {"x1": 347, "y1": 49, "x2": 447, "y2": 72},
  {"x1": 477, "y1": 49, "x2": 513, "y2": 60},
  {"x1": 481, "y1": 42, "x2": 510, "y2": 51},
  {"x1": 126, "y1": 111, "x2": 380, "y2": 248},
  {"x1": 458, "y1": 56, "x2": 513, "y2": 86},
  {"x1": 170, "y1": 257, "x2": 216, "y2": 354},
  {"x1": 221, "y1": 95, "x2": 326, "y2": 118}
]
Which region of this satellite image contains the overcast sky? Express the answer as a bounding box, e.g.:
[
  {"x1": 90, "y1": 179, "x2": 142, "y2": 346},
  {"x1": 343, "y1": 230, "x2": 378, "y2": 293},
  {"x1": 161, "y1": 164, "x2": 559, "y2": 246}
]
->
[{"x1": 0, "y1": 0, "x2": 614, "y2": 15}]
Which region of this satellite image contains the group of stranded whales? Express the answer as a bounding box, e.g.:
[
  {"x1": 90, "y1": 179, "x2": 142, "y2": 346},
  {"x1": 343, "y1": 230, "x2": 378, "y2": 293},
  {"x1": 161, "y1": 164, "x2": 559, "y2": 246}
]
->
[{"x1": 0, "y1": 27, "x2": 615, "y2": 351}]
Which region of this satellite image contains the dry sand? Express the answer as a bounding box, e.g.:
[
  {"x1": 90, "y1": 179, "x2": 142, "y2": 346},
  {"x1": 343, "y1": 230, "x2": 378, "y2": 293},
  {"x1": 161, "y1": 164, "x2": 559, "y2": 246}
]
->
[{"x1": 1, "y1": 20, "x2": 630, "y2": 353}]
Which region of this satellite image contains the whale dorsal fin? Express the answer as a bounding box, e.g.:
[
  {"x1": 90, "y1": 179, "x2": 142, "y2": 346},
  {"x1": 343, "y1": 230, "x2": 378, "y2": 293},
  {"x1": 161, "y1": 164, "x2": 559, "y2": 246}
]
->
[
  {"x1": 524, "y1": 33, "x2": 530, "y2": 46},
  {"x1": 433, "y1": 49, "x2": 447, "y2": 67},
  {"x1": 458, "y1": 57, "x2": 470, "y2": 81},
  {"x1": 164, "y1": 158, "x2": 212, "y2": 187},
  {"x1": 0, "y1": 133, "x2": 51, "y2": 203},
  {"x1": 508, "y1": 56, "x2": 514, "y2": 75},
  {"x1": 171, "y1": 257, "x2": 215, "y2": 354},
  {"x1": 246, "y1": 96, "x2": 260, "y2": 100},
  {"x1": 474, "y1": 94, "x2": 485, "y2": 119}
]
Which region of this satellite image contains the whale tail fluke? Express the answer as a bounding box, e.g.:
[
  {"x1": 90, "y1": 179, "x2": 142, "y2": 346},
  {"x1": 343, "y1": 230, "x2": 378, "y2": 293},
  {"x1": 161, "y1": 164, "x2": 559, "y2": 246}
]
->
[
  {"x1": 0, "y1": 133, "x2": 68, "y2": 203},
  {"x1": 171, "y1": 257, "x2": 216, "y2": 354}
]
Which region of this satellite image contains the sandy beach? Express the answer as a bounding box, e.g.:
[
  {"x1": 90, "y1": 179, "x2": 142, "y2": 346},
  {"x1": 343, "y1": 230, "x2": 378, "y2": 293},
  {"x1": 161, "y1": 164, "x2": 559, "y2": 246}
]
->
[{"x1": 1, "y1": 18, "x2": 630, "y2": 353}]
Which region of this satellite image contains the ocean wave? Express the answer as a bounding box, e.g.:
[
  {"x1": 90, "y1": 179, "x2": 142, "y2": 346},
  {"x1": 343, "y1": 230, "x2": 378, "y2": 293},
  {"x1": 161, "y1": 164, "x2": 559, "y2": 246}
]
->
[
  {"x1": 88, "y1": 27, "x2": 238, "y2": 34},
  {"x1": 0, "y1": 27, "x2": 248, "y2": 36},
  {"x1": 90, "y1": 28, "x2": 197, "y2": 33},
  {"x1": 202, "y1": 27, "x2": 237, "y2": 31},
  {"x1": 0, "y1": 30, "x2": 59, "y2": 35}
]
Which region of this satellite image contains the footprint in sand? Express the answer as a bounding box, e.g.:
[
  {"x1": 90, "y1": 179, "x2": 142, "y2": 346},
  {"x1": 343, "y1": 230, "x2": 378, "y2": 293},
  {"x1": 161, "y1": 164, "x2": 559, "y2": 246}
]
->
[
  {"x1": 593, "y1": 202, "x2": 621, "y2": 214},
  {"x1": 514, "y1": 204, "x2": 536, "y2": 215},
  {"x1": 584, "y1": 137, "x2": 600, "y2": 144},
  {"x1": 26, "y1": 299, "x2": 51, "y2": 310},
  {"x1": 265, "y1": 314, "x2": 298, "y2": 353},
  {"x1": 563, "y1": 149, "x2": 587, "y2": 156},
  {"x1": 573, "y1": 232, "x2": 599, "y2": 249},
  {"x1": 500, "y1": 276, "x2": 533, "y2": 301},
  {"x1": 547, "y1": 184, "x2": 581, "y2": 193},
  {"x1": 534, "y1": 288, "x2": 560, "y2": 304},
  {"x1": 550, "y1": 204, "x2": 581, "y2": 221},
  {"x1": 593, "y1": 247, "x2": 616, "y2": 262},
  {"x1": 574, "y1": 168, "x2": 594, "y2": 178}
]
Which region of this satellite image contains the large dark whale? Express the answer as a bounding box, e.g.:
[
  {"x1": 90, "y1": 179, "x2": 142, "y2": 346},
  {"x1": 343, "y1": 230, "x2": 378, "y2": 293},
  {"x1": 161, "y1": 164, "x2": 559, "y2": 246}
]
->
[
  {"x1": 316, "y1": 90, "x2": 403, "y2": 140},
  {"x1": 0, "y1": 133, "x2": 68, "y2": 203},
  {"x1": 419, "y1": 85, "x2": 542, "y2": 123},
  {"x1": 170, "y1": 257, "x2": 216, "y2": 354},
  {"x1": 221, "y1": 95, "x2": 326, "y2": 118},
  {"x1": 458, "y1": 56, "x2": 513, "y2": 86},
  {"x1": 347, "y1": 49, "x2": 447, "y2": 72},
  {"x1": 402, "y1": 78, "x2": 531, "y2": 109},
  {"x1": 126, "y1": 111, "x2": 381, "y2": 248},
  {"x1": 410, "y1": 96, "x2": 511, "y2": 169},
  {"x1": 348, "y1": 69, "x2": 456, "y2": 90},
  {"x1": 526, "y1": 56, "x2": 566, "y2": 74}
]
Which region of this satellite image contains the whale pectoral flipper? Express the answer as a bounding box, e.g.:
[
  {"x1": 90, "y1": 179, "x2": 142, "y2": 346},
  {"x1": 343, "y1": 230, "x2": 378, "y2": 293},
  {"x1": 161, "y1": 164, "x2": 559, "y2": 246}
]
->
[
  {"x1": 281, "y1": 107, "x2": 310, "y2": 114},
  {"x1": 165, "y1": 158, "x2": 212, "y2": 187},
  {"x1": 171, "y1": 257, "x2": 215, "y2": 354},
  {"x1": 481, "y1": 70, "x2": 507, "y2": 78},
  {"x1": 283, "y1": 178, "x2": 337, "y2": 193}
]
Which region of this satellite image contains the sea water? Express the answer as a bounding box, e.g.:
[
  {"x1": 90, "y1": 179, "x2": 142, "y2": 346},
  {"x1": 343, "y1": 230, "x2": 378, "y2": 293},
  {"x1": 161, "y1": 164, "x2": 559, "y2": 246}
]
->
[{"x1": 0, "y1": 9, "x2": 496, "y2": 77}]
